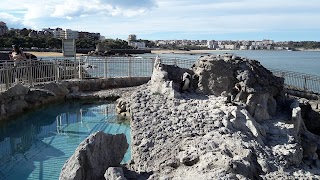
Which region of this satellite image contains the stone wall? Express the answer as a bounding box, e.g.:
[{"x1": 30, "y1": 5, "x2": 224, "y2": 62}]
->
[{"x1": 0, "y1": 77, "x2": 150, "y2": 121}]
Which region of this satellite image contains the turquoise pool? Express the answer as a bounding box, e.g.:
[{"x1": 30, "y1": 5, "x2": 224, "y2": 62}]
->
[{"x1": 0, "y1": 100, "x2": 131, "y2": 180}]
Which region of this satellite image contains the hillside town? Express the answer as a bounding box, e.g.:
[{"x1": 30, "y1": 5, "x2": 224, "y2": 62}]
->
[{"x1": 0, "y1": 21, "x2": 318, "y2": 51}]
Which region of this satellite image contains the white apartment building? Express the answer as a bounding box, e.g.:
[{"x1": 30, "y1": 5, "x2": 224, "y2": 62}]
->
[
  {"x1": 52, "y1": 29, "x2": 78, "y2": 39},
  {"x1": 128, "y1": 41, "x2": 146, "y2": 49}
]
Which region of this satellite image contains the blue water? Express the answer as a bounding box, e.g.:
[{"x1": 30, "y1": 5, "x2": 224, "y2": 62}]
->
[
  {"x1": 0, "y1": 100, "x2": 131, "y2": 180},
  {"x1": 146, "y1": 50, "x2": 320, "y2": 76}
]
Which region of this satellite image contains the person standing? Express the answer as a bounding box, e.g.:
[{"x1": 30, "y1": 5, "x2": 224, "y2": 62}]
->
[
  {"x1": 9, "y1": 45, "x2": 27, "y2": 84},
  {"x1": 9, "y1": 44, "x2": 27, "y2": 61}
]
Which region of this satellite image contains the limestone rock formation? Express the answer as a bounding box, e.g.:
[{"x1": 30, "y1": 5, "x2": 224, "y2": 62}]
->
[
  {"x1": 104, "y1": 167, "x2": 127, "y2": 180},
  {"x1": 192, "y1": 54, "x2": 284, "y2": 121},
  {"x1": 59, "y1": 132, "x2": 128, "y2": 180},
  {"x1": 149, "y1": 56, "x2": 196, "y2": 98},
  {"x1": 25, "y1": 88, "x2": 55, "y2": 104},
  {"x1": 116, "y1": 98, "x2": 131, "y2": 117},
  {"x1": 43, "y1": 82, "x2": 69, "y2": 97},
  {"x1": 3, "y1": 84, "x2": 29, "y2": 98},
  {"x1": 125, "y1": 54, "x2": 320, "y2": 179}
]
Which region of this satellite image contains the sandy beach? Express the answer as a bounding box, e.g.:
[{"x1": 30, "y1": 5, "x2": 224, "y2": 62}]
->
[
  {"x1": 151, "y1": 49, "x2": 231, "y2": 54},
  {"x1": 25, "y1": 51, "x2": 86, "y2": 57}
]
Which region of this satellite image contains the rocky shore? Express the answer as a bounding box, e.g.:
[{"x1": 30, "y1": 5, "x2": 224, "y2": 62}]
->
[
  {"x1": 119, "y1": 54, "x2": 320, "y2": 179},
  {"x1": 5, "y1": 53, "x2": 319, "y2": 179}
]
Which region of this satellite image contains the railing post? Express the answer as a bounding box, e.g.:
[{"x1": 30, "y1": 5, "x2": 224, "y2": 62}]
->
[
  {"x1": 55, "y1": 60, "x2": 60, "y2": 82},
  {"x1": 104, "y1": 57, "x2": 108, "y2": 78},
  {"x1": 4, "y1": 62, "x2": 9, "y2": 90},
  {"x1": 27, "y1": 61, "x2": 32, "y2": 86},
  {"x1": 78, "y1": 57, "x2": 82, "y2": 80},
  {"x1": 128, "y1": 57, "x2": 132, "y2": 77},
  {"x1": 303, "y1": 75, "x2": 308, "y2": 91}
]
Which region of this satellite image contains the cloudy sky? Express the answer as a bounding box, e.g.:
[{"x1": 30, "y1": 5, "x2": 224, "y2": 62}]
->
[{"x1": 1, "y1": 0, "x2": 319, "y2": 41}]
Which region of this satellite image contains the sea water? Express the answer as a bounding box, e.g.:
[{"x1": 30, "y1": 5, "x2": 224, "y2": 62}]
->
[
  {"x1": 0, "y1": 100, "x2": 130, "y2": 180},
  {"x1": 146, "y1": 50, "x2": 320, "y2": 76}
]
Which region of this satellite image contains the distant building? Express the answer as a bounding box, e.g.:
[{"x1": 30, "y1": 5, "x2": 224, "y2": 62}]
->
[
  {"x1": 128, "y1": 34, "x2": 137, "y2": 42},
  {"x1": 224, "y1": 44, "x2": 236, "y2": 50},
  {"x1": 129, "y1": 41, "x2": 146, "y2": 49},
  {"x1": 78, "y1": 31, "x2": 100, "y2": 40},
  {"x1": 207, "y1": 40, "x2": 218, "y2": 49},
  {"x1": 0, "y1": 21, "x2": 8, "y2": 36},
  {"x1": 52, "y1": 28, "x2": 78, "y2": 39}
]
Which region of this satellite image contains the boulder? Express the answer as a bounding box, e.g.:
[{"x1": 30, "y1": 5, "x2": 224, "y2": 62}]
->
[
  {"x1": 192, "y1": 54, "x2": 284, "y2": 121},
  {"x1": 43, "y1": 83, "x2": 69, "y2": 97},
  {"x1": 104, "y1": 167, "x2": 127, "y2": 180},
  {"x1": 116, "y1": 98, "x2": 131, "y2": 117},
  {"x1": 59, "y1": 132, "x2": 129, "y2": 180},
  {"x1": 25, "y1": 88, "x2": 56, "y2": 103},
  {"x1": 149, "y1": 56, "x2": 196, "y2": 98},
  {"x1": 4, "y1": 84, "x2": 30, "y2": 98},
  {"x1": 5, "y1": 99, "x2": 28, "y2": 114}
]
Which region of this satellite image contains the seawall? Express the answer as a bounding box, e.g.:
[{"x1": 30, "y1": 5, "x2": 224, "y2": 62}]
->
[{"x1": 0, "y1": 77, "x2": 150, "y2": 121}]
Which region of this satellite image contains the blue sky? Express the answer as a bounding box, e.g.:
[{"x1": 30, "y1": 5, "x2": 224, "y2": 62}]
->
[{"x1": 0, "y1": 0, "x2": 319, "y2": 41}]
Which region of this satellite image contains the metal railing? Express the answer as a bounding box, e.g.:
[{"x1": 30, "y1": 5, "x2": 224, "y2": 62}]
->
[
  {"x1": 0, "y1": 55, "x2": 320, "y2": 94},
  {"x1": 0, "y1": 58, "x2": 81, "y2": 92},
  {"x1": 271, "y1": 68, "x2": 320, "y2": 94}
]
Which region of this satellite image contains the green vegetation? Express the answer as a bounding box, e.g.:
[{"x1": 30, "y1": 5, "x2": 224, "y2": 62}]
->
[
  {"x1": 99, "y1": 38, "x2": 134, "y2": 49},
  {"x1": 288, "y1": 41, "x2": 320, "y2": 50},
  {"x1": 0, "y1": 29, "x2": 133, "y2": 50}
]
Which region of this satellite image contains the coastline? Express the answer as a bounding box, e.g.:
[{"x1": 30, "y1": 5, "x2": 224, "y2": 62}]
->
[
  {"x1": 151, "y1": 49, "x2": 232, "y2": 54},
  {"x1": 22, "y1": 48, "x2": 320, "y2": 58},
  {"x1": 25, "y1": 51, "x2": 86, "y2": 57},
  {"x1": 151, "y1": 49, "x2": 320, "y2": 54}
]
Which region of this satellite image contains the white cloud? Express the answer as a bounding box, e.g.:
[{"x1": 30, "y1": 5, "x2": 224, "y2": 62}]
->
[
  {"x1": 0, "y1": 0, "x2": 319, "y2": 40},
  {"x1": 0, "y1": 12, "x2": 22, "y2": 23}
]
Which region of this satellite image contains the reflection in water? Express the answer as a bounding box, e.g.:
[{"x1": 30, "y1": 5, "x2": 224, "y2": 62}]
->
[{"x1": 0, "y1": 100, "x2": 130, "y2": 180}]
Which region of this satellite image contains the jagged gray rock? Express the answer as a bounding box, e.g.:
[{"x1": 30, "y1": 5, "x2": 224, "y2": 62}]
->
[
  {"x1": 4, "y1": 84, "x2": 29, "y2": 98},
  {"x1": 125, "y1": 54, "x2": 320, "y2": 179},
  {"x1": 149, "y1": 56, "x2": 195, "y2": 98},
  {"x1": 104, "y1": 167, "x2": 127, "y2": 180},
  {"x1": 25, "y1": 88, "x2": 55, "y2": 104},
  {"x1": 59, "y1": 132, "x2": 128, "y2": 180},
  {"x1": 43, "y1": 82, "x2": 69, "y2": 97},
  {"x1": 192, "y1": 54, "x2": 284, "y2": 121}
]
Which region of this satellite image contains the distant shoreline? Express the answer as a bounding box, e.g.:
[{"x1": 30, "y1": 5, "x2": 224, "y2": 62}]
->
[
  {"x1": 25, "y1": 51, "x2": 86, "y2": 57},
  {"x1": 21, "y1": 48, "x2": 320, "y2": 58},
  {"x1": 151, "y1": 49, "x2": 232, "y2": 54},
  {"x1": 151, "y1": 49, "x2": 320, "y2": 54}
]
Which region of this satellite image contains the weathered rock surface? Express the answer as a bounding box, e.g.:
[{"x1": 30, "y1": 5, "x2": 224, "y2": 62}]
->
[
  {"x1": 43, "y1": 82, "x2": 69, "y2": 97},
  {"x1": 192, "y1": 54, "x2": 284, "y2": 121},
  {"x1": 104, "y1": 167, "x2": 127, "y2": 180},
  {"x1": 60, "y1": 131, "x2": 128, "y2": 180},
  {"x1": 126, "y1": 84, "x2": 320, "y2": 179},
  {"x1": 149, "y1": 56, "x2": 195, "y2": 98},
  {"x1": 25, "y1": 88, "x2": 55, "y2": 104},
  {"x1": 124, "y1": 54, "x2": 320, "y2": 179}
]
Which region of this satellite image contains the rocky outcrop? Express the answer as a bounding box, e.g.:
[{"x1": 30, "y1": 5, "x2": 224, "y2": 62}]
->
[
  {"x1": 125, "y1": 54, "x2": 320, "y2": 179},
  {"x1": 127, "y1": 83, "x2": 320, "y2": 179},
  {"x1": 116, "y1": 98, "x2": 131, "y2": 117},
  {"x1": 149, "y1": 56, "x2": 196, "y2": 98},
  {"x1": 192, "y1": 54, "x2": 284, "y2": 121},
  {"x1": 0, "y1": 78, "x2": 149, "y2": 121},
  {"x1": 60, "y1": 132, "x2": 128, "y2": 180},
  {"x1": 43, "y1": 83, "x2": 69, "y2": 97},
  {"x1": 104, "y1": 167, "x2": 127, "y2": 180},
  {"x1": 0, "y1": 83, "x2": 68, "y2": 119}
]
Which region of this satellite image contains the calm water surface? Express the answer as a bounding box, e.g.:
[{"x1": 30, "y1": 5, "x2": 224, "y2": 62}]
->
[
  {"x1": 0, "y1": 100, "x2": 130, "y2": 180},
  {"x1": 148, "y1": 50, "x2": 320, "y2": 76}
]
